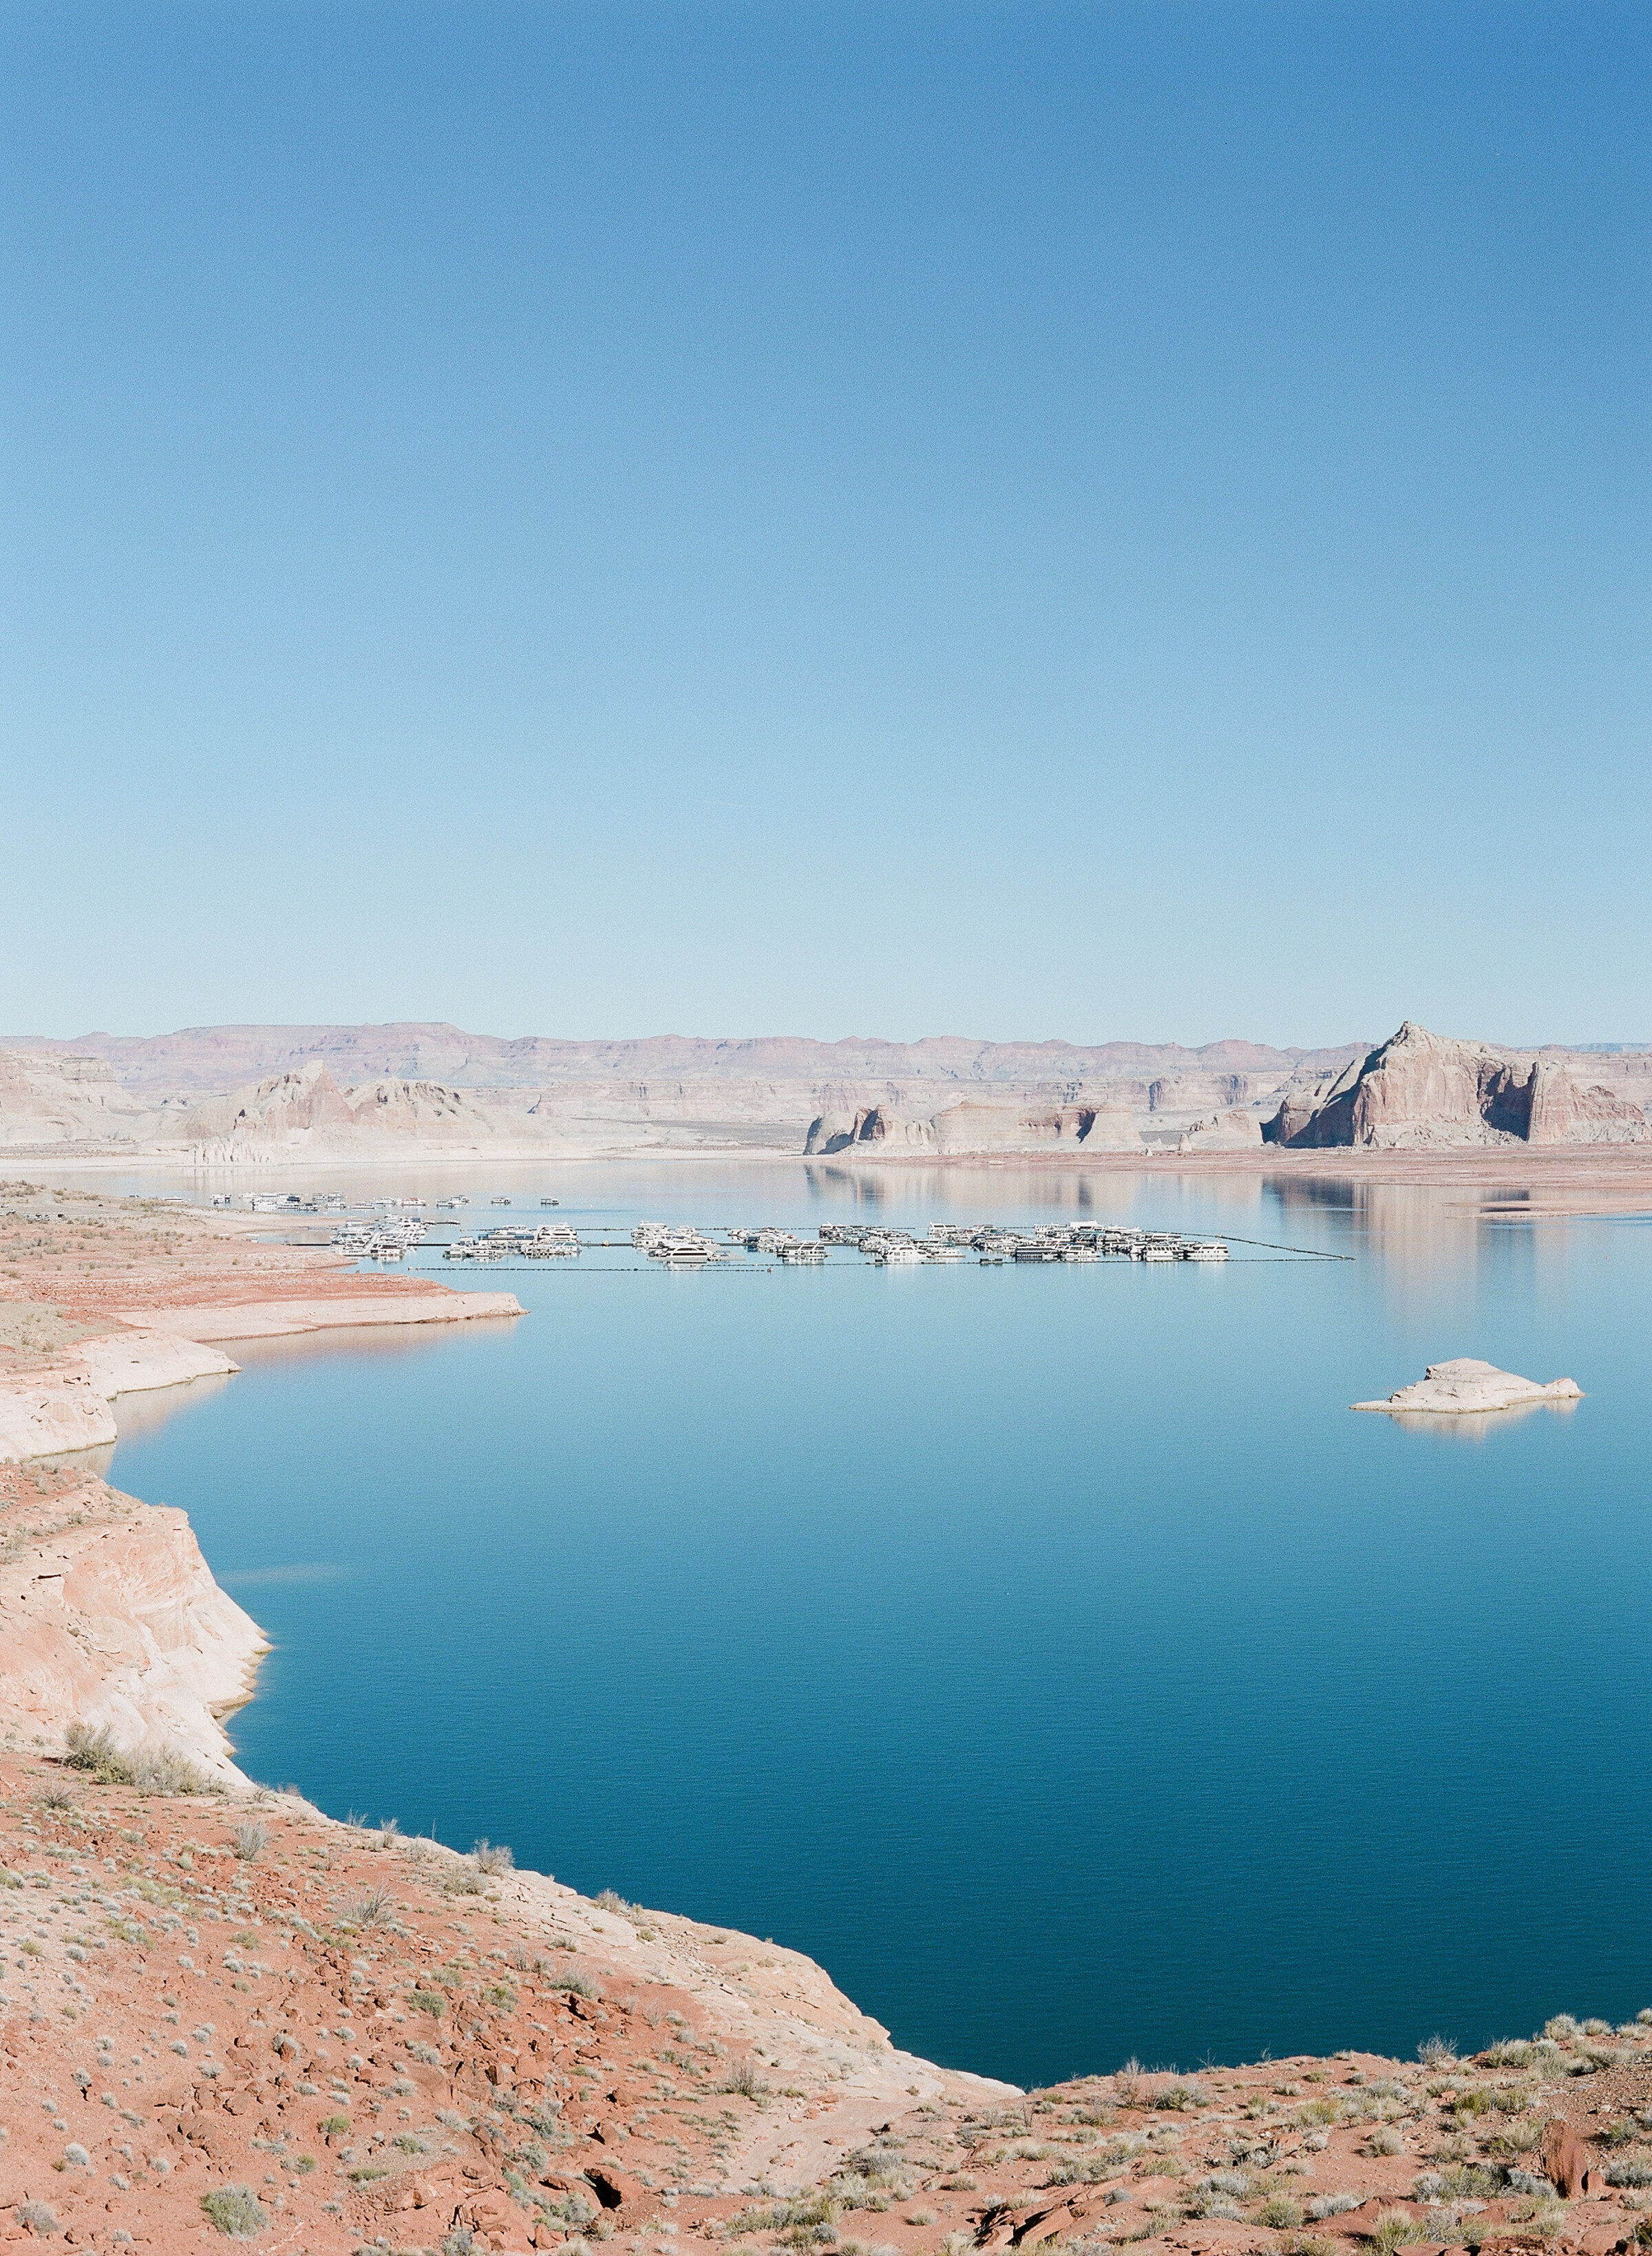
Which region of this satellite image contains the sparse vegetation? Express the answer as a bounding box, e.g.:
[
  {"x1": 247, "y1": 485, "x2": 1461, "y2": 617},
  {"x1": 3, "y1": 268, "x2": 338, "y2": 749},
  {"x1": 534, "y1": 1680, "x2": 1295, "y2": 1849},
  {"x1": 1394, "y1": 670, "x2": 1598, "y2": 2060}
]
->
[
  {"x1": 63, "y1": 1720, "x2": 214, "y2": 1795},
  {"x1": 339, "y1": 1882, "x2": 396, "y2": 1928},
  {"x1": 1370, "y1": 2208, "x2": 1430, "y2": 2256},
  {"x1": 231, "y1": 1822, "x2": 266, "y2": 1861},
  {"x1": 200, "y1": 2185, "x2": 266, "y2": 2236}
]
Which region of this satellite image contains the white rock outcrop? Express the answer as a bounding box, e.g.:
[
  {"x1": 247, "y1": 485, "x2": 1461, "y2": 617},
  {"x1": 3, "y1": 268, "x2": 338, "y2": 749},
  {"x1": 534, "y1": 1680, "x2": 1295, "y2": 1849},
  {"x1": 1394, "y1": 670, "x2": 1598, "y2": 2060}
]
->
[
  {"x1": 0, "y1": 1503, "x2": 266, "y2": 1783},
  {"x1": 1352, "y1": 1358, "x2": 1583, "y2": 1414},
  {"x1": 0, "y1": 1330, "x2": 240, "y2": 1462}
]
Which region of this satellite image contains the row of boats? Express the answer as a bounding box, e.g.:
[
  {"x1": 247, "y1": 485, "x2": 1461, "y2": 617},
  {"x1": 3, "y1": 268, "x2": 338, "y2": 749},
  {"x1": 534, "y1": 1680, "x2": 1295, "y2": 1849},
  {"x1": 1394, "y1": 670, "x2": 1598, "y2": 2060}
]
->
[
  {"x1": 629, "y1": 1221, "x2": 1230, "y2": 1265},
  {"x1": 329, "y1": 1216, "x2": 430, "y2": 1262},
  {"x1": 329, "y1": 1214, "x2": 1231, "y2": 1267},
  {"x1": 443, "y1": 1223, "x2": 581, "y2": 1261}
]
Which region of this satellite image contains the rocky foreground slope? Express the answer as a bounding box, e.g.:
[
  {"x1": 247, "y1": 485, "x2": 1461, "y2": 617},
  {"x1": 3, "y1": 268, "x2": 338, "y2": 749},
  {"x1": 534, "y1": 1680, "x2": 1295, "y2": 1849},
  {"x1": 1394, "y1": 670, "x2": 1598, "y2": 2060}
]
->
[{"x1": 0, "y1": 1722, "x2": 1649, "y2": 2256}]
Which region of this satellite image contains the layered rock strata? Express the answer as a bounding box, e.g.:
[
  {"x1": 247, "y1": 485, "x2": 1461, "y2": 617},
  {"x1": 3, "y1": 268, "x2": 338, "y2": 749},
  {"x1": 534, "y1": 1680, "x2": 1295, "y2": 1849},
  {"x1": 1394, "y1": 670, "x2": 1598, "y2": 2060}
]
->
[{"x1": 1269, "y1": 1023, "x2": 1649, "y2": 1150}]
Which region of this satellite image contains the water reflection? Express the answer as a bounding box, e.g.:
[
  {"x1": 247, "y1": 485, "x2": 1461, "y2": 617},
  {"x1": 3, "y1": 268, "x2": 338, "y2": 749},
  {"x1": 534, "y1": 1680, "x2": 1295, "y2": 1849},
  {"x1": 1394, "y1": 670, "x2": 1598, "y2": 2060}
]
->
[{"x1": 1381, "y1": 1398, "x2": 1583, "y2": 1442}]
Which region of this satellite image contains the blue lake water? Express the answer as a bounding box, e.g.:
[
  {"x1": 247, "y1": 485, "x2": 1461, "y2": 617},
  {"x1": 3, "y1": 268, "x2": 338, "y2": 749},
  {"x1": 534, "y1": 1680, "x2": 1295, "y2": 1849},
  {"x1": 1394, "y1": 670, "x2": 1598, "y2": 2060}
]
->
[{"x1": 106, "y1": 1161, "x2": 1652, "y2": 2090}]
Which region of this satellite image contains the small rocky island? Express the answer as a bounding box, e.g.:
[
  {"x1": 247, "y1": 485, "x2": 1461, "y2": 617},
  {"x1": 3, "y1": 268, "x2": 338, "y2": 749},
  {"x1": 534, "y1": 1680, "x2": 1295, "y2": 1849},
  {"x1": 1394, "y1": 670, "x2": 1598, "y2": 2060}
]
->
[{"x1": 1353, "y1": 1356, "x2": 1584, "y2": 1414}]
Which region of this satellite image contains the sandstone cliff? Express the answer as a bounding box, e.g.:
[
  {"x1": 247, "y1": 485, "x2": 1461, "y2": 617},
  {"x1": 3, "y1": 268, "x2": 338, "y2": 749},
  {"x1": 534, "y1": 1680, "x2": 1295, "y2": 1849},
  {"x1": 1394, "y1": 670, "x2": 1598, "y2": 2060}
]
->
[
  {"x1": 1266, "y1": 1022, "x2": 1650, "y2": 1150},
  {"x1": 0, "y1": 1462, "x2": 266, "y2": 1782}
]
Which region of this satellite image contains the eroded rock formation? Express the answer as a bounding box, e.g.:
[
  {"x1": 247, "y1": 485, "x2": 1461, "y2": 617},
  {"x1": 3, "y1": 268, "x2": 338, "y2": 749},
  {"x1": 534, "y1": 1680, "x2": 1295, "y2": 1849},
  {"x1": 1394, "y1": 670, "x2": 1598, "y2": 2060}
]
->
[
  {"x1": 1267, "y1": 1023, "x2": 1650, "y2": 1150},
  {"x1": 1351, "y1": 1358, "x2": 1584, "y2": 1414}
]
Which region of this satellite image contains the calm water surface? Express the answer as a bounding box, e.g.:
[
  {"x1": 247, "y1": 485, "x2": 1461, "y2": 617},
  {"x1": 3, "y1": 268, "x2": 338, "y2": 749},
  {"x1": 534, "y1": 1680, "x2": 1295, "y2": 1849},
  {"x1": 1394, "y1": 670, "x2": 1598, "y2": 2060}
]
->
[{"x1": 106, "y1": 1161, "x2": 1652, "y2": 2088}]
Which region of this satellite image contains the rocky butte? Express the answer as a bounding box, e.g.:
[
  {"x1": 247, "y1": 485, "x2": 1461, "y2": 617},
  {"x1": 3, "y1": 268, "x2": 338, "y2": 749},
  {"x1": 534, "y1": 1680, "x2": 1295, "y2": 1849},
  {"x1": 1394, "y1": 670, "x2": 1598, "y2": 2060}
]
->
[{"x1": 1265, "y1": 1024, "x2": 1650, "y2": 1152}]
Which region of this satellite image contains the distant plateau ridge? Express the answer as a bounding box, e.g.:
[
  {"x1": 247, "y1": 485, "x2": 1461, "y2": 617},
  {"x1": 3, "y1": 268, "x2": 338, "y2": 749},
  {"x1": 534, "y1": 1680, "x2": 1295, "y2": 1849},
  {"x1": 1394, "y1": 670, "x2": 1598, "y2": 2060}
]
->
[{"x1": 0, "y1": 1018, "x2": 1649, "y2": 1161}]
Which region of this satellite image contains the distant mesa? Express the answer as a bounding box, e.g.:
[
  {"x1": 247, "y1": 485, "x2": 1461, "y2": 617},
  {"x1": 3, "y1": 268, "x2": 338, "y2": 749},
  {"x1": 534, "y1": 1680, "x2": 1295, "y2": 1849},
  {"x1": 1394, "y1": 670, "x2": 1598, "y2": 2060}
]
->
[
  {"x1": 1352, "y1": 1358, "x2": 1584, "y2": 1415},
  {"x1": 1264, "y1": 1020, "x2": 1651, "y2": 1150},
  {"x1": 1, "y1": 1016, "x2": 1648, "y2": 1160}
]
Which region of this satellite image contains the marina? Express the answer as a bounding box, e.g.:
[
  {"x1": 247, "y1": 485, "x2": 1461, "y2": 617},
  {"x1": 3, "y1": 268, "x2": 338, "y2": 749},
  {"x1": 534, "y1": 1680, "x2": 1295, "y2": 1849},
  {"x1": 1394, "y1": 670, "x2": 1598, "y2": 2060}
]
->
[
  {"x1": 214, "y1": 1188, "x2": 1275, "y2": 1271},
  {"x1": 246, "y1": 1196, "x2": 1249, "y2": 1266},
  {"x1": 440, "y1": 1216, "x2": 1235, "y2": 1265}
]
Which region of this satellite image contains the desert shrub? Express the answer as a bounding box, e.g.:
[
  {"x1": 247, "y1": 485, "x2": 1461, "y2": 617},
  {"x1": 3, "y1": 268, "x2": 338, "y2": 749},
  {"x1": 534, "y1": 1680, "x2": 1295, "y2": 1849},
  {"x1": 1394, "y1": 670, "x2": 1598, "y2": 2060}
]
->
[
  {"x1": 1307, "y1": 2194, "x2": 1363, "y2": 2220},
  {"x1": 472, "y1": 1839, "x2": 513, "y2": 1875},
  {"x1": 14, "y1": 2202, "x2": 56, "y2": 2236},
  {"x1": 339, "y1": 1884, "x2": 396, "y2": 1928},
  {"x1": 1582, "y1": 2018, "x2": 1613, "y2": 2037},
  {"x1": 1369, "y1": 2128, "x2": 1406, "y2": 2156},
  {"x1": 1606, "y1": 2160, "x2": 1652, "y2": 2189},
  {"x1": 551, "y1": 1975, "x2": 597, "y2": 1999},
  {"x1": 1259, "y1": 2197, "x2": 1304, "y2": 2230},
  {"x1": 63, "y1": 1722, "x2": 126, "y2": 1778},
  {"x1": 65, "y1": 1723, "x2": 215, "y2": 1795},
  {"x1": 232, "y1": 1823, "x2": 266, "y2": 1862},
  {"x1": 1370, "y1": 2208, "x2": 1429, "y2": 2256},
  {"x1": 442, "y1": 1867, "x2": 485, "y2": 1897},
  {"x1": 1446, "y1": 2087, "x2": 1493, "y2": 2116},
  {"x1": 1545, "y1": 2016, "x2": 1580, "y2": 2041},
  {"x1": 135, "y1": 1748, "x2": 213, "y2": 1795},
  {"x1": 1155, "y1": 2083, "x2": 1207, "y2": 2112},
  {"x1": 1417, "y1": 2037, "x2": 1458, "y2": 2067},
  {"x1": 200, "y1": 2185, "x2": 266, "y2": 2236},
  {"x1": 1480, "y1": 2041, "x2": 1538, "y2": 2069},
  {"x1": 724, "y1": 2059, "x2": 767, "y2": 2099}
]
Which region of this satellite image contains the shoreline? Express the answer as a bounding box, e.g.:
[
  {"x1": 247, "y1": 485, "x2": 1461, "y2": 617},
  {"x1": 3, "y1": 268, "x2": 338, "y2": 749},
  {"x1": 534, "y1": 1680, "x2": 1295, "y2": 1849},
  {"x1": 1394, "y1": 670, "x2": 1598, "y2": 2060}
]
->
[{"x1": 19, "y1": 1139, "x2": 1652, "y2": 1206}]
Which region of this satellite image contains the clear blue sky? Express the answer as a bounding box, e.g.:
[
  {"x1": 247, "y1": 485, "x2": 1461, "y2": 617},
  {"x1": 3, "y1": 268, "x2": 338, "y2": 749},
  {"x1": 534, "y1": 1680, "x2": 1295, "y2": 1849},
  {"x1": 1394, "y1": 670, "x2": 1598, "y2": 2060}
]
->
[{"x1": 3, "y1": 1, "x2": 1646, "y2": 1047}]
